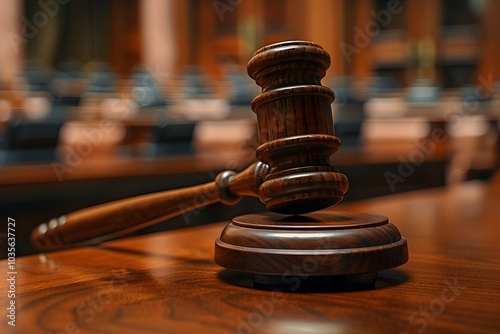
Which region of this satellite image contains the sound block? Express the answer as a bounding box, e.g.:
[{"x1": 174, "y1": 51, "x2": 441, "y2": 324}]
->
[{"x1": 215, "y1": 212, "x2": 408, "y2": 289}]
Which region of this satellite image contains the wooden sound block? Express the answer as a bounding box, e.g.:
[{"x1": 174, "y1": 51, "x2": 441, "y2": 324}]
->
[{"x1": 215, "y1": 212, "x2": 408, "y2": 289}]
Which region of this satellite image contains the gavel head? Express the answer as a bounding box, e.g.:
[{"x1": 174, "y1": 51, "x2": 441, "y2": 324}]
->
[{"x1": 247, "y1": 40, "x2": 348, "y2": 214}]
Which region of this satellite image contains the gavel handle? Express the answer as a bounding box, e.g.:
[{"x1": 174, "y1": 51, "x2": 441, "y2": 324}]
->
[{"x1": 31, "y1": 162, "x2": 269, "y2": 251}]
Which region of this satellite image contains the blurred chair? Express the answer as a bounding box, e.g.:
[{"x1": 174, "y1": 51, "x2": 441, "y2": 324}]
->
[
  {"x1": 85, "y1": 62, "x2": 117, "y2": 94},
  {"x1": 49, "y1": 60, "x2": 85, "y2": 120},
  {"x1": 130, "y1": 65, "x2": 169, "y2": 110},
  {"x1": 21, "y1": 59, "x2": 53, "y2": 92},
  {"x1": 329, "y1": 77, "x2": 366, "y2": 147},
  {"x1": 147, "y1": 122, "x2": 197, "y2": 156},
  {"x1": 224, "y1": 68, "x2": 256, "y2": 107},
  {"x1": 0, "y1": 120, "x2": 62, "y2": 163},
  {"x1": 178, "y1": 66, "x2": 213, "y2": 97},
  {"x1": 367, "y1": 75, "x2": 401, "y2": 96}
]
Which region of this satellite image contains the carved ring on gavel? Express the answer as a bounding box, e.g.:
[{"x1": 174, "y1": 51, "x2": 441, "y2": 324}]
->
[{"x1": 32, "y1": 41, "x2": 408, "y2": 288}]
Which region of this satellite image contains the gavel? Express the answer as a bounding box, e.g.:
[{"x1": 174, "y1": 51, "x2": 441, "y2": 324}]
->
[{"x1": 32, "y1": 41, "x2": 407, "y2": 287}]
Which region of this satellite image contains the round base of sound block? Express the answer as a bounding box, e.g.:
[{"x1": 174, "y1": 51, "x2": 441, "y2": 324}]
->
[{"x1": 214, "y1": 212, "x2": 408, "y2": 287}]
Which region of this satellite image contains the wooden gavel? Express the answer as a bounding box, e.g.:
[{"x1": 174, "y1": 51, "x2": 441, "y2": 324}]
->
[
  {"x1": 31, "y1": 161, "x2": 269, "y2": 249},
  {"x1": 32, "y1": 40, "x2": 348, "y2": 250},
  {"x1": 32, "y1": 41, "x2": 407, "y2": 286}
]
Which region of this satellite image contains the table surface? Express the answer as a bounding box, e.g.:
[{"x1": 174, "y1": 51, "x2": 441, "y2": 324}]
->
[{"x1": 2, "y1": 173, "x2": 500, "y2": 334}]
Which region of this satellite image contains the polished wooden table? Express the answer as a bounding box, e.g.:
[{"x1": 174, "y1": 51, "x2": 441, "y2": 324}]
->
[{"x1": 2, "y1": 173, "x2": 499, "y2": 334}]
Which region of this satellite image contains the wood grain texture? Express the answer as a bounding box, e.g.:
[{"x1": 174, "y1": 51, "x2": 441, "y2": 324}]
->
[
  {"x1": 213, "y1": 40, "x2": 406, "y2": 279},
  {"x1": 248, "y1": 41, "x2": 348, "y2": 214},
  {"x1": 215, "y1": 211, "x2": 407, "y2": 276},
  {"x1": 31, "y1": 162, "x2": 268, "y2": 250},
  {"x1": 1, "y1": 173, "x2": 499, "y2": 334}
]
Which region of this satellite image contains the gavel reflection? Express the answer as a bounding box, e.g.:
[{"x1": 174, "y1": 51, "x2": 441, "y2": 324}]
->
[{"x1": 32, "y1": 41, "x2": 407, "y2": 287}]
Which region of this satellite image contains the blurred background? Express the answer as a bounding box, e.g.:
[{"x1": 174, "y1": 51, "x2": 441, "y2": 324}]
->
[{"x1": 1, "y1": 0, "x2": 499, "y2": 257}]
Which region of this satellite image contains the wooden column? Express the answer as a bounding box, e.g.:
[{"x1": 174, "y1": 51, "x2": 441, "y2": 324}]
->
[
  {"x1": 477, "y1": 0, "x2": 500, "y2": 89},
  {"x1": 0, "y1": 0, "x2": 23, "y2": 84},
  {"x1": 405, "y1": 0, "x2": 441, "y2": 40},
  {"x1": 405, "y1": 0, "x2": 441, "y2": 81},
  {"x1": 140, "y1": 0, "x2": 176, "y2": 83},
  {"x1": 237, "y1": 0, "x2": 264, "y2": 62},
  {"x1": 345, "y1": 0, "x2": 374, "y2": 80},
  {"x1": 110, "y1": 0, "x2": 142, "y2": 78},
  {"x1": 300, "y1": 0, "x2": 346, "y2": 77},
  {"x1": 196, "y1": 0, "x2": 217, "y2": 77},
  {"x1": 172, "y1": 1, "x2": 190, "y2": 70}
]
